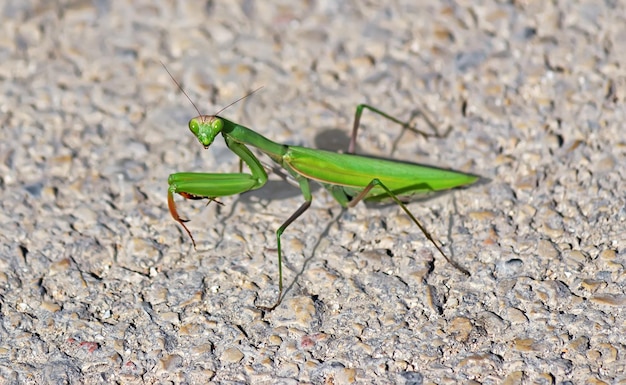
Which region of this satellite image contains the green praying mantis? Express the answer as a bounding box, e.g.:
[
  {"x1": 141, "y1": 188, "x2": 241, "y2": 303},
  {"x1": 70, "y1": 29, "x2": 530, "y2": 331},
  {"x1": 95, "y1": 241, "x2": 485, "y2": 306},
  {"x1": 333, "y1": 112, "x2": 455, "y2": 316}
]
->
[{"x1": 165, "y1": 67, "x2": 480, "y2": 309}]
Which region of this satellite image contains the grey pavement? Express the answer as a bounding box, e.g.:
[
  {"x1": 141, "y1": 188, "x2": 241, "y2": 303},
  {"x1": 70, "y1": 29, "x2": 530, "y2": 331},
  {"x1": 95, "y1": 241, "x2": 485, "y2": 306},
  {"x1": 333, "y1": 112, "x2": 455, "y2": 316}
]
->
[{"x1": 0, "y1": 1, "x2": 624, "y2": 384}]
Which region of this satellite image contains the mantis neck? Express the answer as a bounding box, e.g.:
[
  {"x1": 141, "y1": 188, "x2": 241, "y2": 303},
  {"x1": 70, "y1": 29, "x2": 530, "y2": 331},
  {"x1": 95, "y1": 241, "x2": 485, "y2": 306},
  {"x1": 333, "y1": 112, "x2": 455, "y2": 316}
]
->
[{"x1": 221, "y1": 118, "x2": 288, "y2": 160}]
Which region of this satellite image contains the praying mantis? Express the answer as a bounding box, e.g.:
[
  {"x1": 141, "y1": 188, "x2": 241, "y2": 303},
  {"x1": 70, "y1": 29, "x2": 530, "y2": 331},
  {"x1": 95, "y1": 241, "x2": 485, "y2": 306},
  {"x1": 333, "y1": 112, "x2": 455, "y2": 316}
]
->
[{"x1": 165, "y1": 68, "x2": 480, "y2": 309}]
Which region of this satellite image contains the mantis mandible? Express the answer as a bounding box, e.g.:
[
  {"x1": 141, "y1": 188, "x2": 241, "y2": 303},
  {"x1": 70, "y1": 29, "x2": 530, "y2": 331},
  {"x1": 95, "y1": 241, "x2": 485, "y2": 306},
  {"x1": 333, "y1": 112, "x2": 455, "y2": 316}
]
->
[{"x1": 165, "y1": 68, "x2": 480, "y2": 309}]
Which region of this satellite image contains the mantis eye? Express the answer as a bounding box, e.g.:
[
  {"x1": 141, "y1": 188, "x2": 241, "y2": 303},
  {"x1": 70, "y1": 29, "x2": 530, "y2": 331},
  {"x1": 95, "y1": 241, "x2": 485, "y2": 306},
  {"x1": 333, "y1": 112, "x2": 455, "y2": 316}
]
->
[
  {"x1": 188, "y1": 119, "x2": 200, "y2": 135},
  {"x1": 211, "y1": 118, "x2": 223, "y2": 132}
]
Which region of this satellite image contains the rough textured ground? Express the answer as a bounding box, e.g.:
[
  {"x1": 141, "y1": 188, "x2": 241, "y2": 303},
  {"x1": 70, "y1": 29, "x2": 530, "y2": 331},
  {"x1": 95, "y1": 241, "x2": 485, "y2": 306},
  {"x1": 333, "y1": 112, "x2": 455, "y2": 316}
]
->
[{"x1": 1, "y1": 1, "x2": 625, "y2": 384}]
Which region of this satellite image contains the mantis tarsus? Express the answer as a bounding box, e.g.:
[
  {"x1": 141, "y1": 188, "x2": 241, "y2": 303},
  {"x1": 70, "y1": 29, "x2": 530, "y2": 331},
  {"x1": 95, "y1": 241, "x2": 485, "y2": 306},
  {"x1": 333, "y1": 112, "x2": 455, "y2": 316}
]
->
[{"x1": 165, "y1": 69, "x2": 480, "y2": 310}]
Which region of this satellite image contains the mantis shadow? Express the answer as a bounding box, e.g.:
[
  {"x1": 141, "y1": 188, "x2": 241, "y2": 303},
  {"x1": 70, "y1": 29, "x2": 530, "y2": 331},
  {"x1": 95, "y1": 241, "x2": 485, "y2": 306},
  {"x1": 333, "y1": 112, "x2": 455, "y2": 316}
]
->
[{"x1": 272, "y1": 205, "x2": 344, "y2": 305}]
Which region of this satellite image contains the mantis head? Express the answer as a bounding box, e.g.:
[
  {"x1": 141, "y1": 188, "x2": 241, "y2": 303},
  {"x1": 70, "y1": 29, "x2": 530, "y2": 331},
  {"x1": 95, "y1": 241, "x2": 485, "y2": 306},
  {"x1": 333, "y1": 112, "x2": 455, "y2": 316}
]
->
[
  {"x1": 160, "y1": 62, "x2": 262, "y2": 149},
  {"x1": 188, "y1": 115, "x2": 223, "y2": 148}
]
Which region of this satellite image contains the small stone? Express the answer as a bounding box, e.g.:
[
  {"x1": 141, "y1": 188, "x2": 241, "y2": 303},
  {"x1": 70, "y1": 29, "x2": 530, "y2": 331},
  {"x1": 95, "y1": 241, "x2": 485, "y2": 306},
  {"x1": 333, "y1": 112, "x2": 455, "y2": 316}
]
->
[
  {"x1": 587, "y1": 349, "x2": 601, "y2": 361},
  {"x1": 598, "y1": 343, "x2": 618, "y2": 362},
  {"x1": 478, "y1": 311, "x2": 506, "y2": 335},
  {"x1": 268, "y1": 335, "x2": 282, "y2": 346},
  {"x1": 40, "y1": 301, "x2": 61, "y2": 312},
  {"x1": 160, "y1": 312, "x2": 180, "y2": 325},
  {"x1": 537, "y1": 240, "x2": 559, "y2": 260},
  {"x1": 585, "y1": 378, "x2": 609, "y2": 385},
  {"x1": 49, "y1": 258, "x2": 71, "y2": 275},
  {"x1": 598, "y1": 249, "x2": 616, "y2": 260},
  {"x1": 513, "y1": 338, "x2": 536, "y2": 352},
  {"x1": 506, "y1": 307, "x2": 528, "y2": 324},
  {"x1": 580, "y1": 279, "x2": 607, "y2": 293},
  {"x1": 271, "y1": 296, "x2": 316, "y2": 329},
  {"x1": 590, "y1": 295, "x2": 626, "y2": 306},
  {"x1": 335, "y1": 367, "x2": 357, "y2": 384},
  {"x1": 468, "y1": 210, "x2": 496, "y2": 220},
  {"x1": 448, "y1": 317, "x2": 473, "y2": 342},
  {"x1": 276, "y1": 362, "x2": 299, "y2": 378},
  {"x1": 568, "y1": 336, "x2": 589, "y2": 353},
  {"x1": 192, "y1": 343, "x2": 213, "y2": 355},
  {"x1": 221, "y1": 347, "x2": 244, "y2": 363},
  {"x1": 158, "y1": 354, "x2": 183, "y2": 372},
  {"x1": 502, "y1": 371, "x2": 523, "y2": 385}
]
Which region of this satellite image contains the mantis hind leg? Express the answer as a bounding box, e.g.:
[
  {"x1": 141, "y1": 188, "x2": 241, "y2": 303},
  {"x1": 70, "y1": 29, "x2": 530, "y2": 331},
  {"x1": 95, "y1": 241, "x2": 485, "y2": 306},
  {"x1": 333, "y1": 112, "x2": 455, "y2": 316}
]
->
[
  {"x1": 348, "y1": 104, "x2": 453, "y2": 154},
  {"x1": 343, "y1": 178, "x2": 470, "y2": 276}
]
